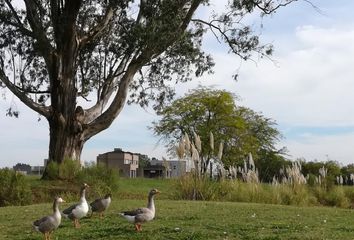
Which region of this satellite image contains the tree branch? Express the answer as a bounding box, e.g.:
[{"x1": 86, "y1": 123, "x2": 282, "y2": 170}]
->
[
  {"x1": 79, "y1": 6, "x2": 115, "y2": 47},
  {"x1": 180, "y1": 0, "x2": 203, "y2": 30},
  {"x1": 15, "y1": 85, "x2": 50, "y2": 94},
  {"x1": 84, "y1": 54, "x2": 132, "y2": 123},
  {"x1": 3, "y1": 0, "x2": 34, "y2": 37},
  {"x1": 23, "y1": 0, "x2": 53, "y2": 65},
  {"x1": 0, "y1": 68, "x2": 51, "y2": 117},
  {"x1": 191, "y1": 18, "x2": 247, "y2": 59},
  {"x1": 84, "y1": 56, "x2": 146, "y2": 139},
  {"x1": 254, "y1": 0, "x2": 298, "y2": 14}
]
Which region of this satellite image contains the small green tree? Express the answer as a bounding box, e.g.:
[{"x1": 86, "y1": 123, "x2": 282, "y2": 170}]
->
[
  {"x1": 257, "y1": 149, "x2": 291, "y2": 182},
  {"x1": 151, "y1": 87, "x2": 282, "y2": 173}
]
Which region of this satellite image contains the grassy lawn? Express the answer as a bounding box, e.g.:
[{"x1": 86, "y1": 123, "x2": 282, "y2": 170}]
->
[
  {"x1": 2, "y1": 198, "x2": 354, "y2": 240},
  {"x1": 3, "y1": 176, "x2": 354, "y2": 239}
]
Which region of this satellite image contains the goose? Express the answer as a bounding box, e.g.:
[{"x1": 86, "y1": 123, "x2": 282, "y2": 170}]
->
[
  {"x1": 62, "y1": 183, "x2": 89, "y2": 228},
  {"x1": 90, "y1": 193, "x2": 112, "y2": 218},
  {"x1": 33, "y1": 197, "x2": 65, "y2": 240},
  {"x1": 119, "y1": 189, "x2": 160, "y2": 231}
]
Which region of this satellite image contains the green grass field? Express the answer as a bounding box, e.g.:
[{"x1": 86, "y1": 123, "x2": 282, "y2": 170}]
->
[{"x1": 2, "y1": 198, "x2": 354, "y2": 240}]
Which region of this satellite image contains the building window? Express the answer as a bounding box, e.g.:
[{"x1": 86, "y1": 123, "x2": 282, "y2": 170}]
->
[
  {"x1": 130, "y1": 170, "x2": 136, "y2": 178},
  {"x1": 125, "y1": 159, "x2": 133, "y2": 165}
]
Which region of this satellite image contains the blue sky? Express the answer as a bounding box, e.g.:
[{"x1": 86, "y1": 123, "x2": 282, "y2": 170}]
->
[{"x1": 1, "y1": 0, "x2": 354, "y2": 167}]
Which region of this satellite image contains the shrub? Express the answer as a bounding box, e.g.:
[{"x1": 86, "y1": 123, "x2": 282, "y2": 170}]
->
[
  {"x1": 314, "y1": 186, "x2": 350, "y2": 208},
  {"x1": 274, "y1": 184, "x2": 314, "y2": 206},
  {"x1": 343, "y1": 186, "x2": 354, "y2": 208},
  {"x1": 45, "y1": 161, "x2": 59, "y2": 180},
  {"x1": 326, "y1": 187, "x2": 350, "y2": 208},
  {"x1": 59, "y1": 158, "x2": 81, "y2": 181},
  {"x1": 0, "y1": 168, "x2": 32, "y2": 206},
  {"x1": 173, "y1": 173, "x2": 222, "y2": 200},
  {"x1": 76, "y1": 163, "x2": 119, "y2": 196}
]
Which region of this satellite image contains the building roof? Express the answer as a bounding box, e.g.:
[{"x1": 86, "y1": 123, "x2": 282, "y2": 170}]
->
[{"x1": 98, "y1": 148, "x2": 140, "y2": 156}]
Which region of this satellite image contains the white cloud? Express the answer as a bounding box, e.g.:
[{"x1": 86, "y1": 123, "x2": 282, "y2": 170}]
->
[{"x1": 192, "y1": 25, "x2": 354, "y2": 128}]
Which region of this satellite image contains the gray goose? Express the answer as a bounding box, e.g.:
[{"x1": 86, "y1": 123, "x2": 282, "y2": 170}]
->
[
  {"x1": 62, "y1": 183, "x2": 89, "y2": 228},
  {"x1": 90, "y1": 193, "x2": 112, "y2": 218},
  {"x1": 33, "y1": 197, "x2": 65, "y2": 240},
  {"x1": 119, "y1": 189, "x2": 160, "y2": 231}
]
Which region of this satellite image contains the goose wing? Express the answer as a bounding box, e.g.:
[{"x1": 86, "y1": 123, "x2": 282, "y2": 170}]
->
[
  {"x1": 33, "y1": 215, "x2": 57, "y2": 232},
  {"x1": 63, "y1": 203, "x2": 79, "y2": 214},
  {"x1": 33, "y1": 215, "x2": 50, "y2": 227},
  {"x1": 90, "y1": 198, "x2": 105, "y2": 212},
  {"x1": 122, "y1": 207, "x2": 146, "y2": 216}
]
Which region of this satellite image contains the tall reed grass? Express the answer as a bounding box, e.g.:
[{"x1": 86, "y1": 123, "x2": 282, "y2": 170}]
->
[{"x1": 173, "y1": 132, "x2": 354, "y2": 208}]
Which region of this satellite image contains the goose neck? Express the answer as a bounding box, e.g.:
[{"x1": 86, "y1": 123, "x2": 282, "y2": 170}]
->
[
  {"x1": 147, "y1": 195, "x2": 155, "y2": 211},
  {"x1": 80, "y1": 188, "x2": 87, "y2": 201}
]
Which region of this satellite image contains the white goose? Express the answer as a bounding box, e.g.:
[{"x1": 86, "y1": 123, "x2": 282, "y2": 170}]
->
[
  {"x1": 33, "y1": 197, "x2": 65, "y2": 240},
  {"x1": 119, "y1": 188, "x2": 160, "y2": 231},
  {"x1": 62, "y1": 183, "x2": 89, "y2": 228}
]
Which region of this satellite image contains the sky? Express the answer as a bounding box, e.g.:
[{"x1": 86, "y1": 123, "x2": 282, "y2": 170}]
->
[{"x1": 1, "y1": 0, "x2": 354, "y2": 168}]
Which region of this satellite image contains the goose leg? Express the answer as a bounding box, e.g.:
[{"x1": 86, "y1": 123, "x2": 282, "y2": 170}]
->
[
  {"x1": 135, "y1": 224, "x2": 139, "y2": 231},
  {"x1": 137, "y1": 224, "x2": 142, "y2": 231},
  {"x1": 74, "y1": 219, "x2": 80, "y2": 228}
]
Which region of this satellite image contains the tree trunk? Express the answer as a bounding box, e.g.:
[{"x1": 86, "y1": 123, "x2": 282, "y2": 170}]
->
[
  {"x1": 48, "y1": 120, "x2": 84, "y2": 163},
  {"x1": 41, "y1": 115, "x2": 85, "y2": 179}
]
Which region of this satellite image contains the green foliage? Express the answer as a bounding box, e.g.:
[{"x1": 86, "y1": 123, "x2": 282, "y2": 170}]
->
[
  {"x1": 76, "y1": 164, "x2": 119, "y2": 196},
  {"x1": 152, "y1": 87, "x2": 282, "y2": 169},
  {"x1": 257, "y1": 149, "x2": 291, "y2": 182},
  {"x1": 172, "y1": 175, "x2": 353, "y2": 208},
  {"x1": 45, "y1": 161, "x2": 59, "y2": 180},
  {"x1": 28, "y1": 163, "x2": 119, "y2": 203},
  {"x1": 312, "y1": 186, "x2": 350, "y2": 208},
  {"x1": 302, "y1": 160, "x2": 341, "y2": 180},
  {"x1": 59, "y1": 158, "x2": 82, "y2": 181},
  {"x1": 173, "y1": 173, "x2": 221, "y2": 200},
  {"x1": 43, "y1": 160, "x2": 118, "y2": 196},
  {"x1": 0, "y1": 169, "x2": 32, "y2": 206}
]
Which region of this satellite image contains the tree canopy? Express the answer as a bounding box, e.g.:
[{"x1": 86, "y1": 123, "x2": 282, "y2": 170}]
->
[
  {"x1": 0, "y1": 0, "x2": 302, "y2": 176},
  {"x1": 151, "y1": 87, "x2": 282, "y2": 171}
]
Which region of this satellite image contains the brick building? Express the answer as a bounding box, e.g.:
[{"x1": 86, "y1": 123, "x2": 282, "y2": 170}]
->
[{"x1": 97, "y1": 148, "x2": 139, "y2": 178}]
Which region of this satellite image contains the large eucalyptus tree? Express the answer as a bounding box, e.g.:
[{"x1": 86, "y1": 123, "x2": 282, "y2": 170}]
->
[{"x1": 0, "y1": 0, "x2": 300, "y2": 176}]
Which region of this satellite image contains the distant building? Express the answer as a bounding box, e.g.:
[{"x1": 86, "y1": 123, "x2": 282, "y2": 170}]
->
[
  {"x1": 13, "y1": 163, "x2": 44, "y2": 175},
  {"x1": 143, "y1": 164, "x2": 165, "y2": 178},
  {"x1": 97, "y1": 148, "x2": 139, "y2": 178},
  {"x1": 13, "y1": 163, "x2": 31, "y2": 175},
  {"x1": 142, "y1": 158, "x2": 187, "y2": 178},
  {"x1": 168, "y1": 160, "x2": 187, "y2": 178}
]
